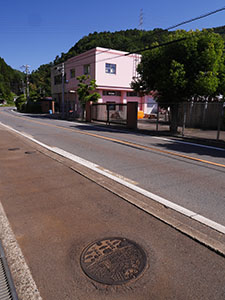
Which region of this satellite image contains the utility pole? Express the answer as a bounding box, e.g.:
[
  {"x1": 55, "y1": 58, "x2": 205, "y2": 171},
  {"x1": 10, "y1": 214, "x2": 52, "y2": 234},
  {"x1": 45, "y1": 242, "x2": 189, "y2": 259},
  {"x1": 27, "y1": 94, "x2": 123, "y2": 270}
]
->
[
  {"x1": 61, "y1": 63, "x2": 65, "y2": 119},
  {"x1": 55, "y1": 63, "x2": 65, "y2": 119},
  {"x1": 21, "y1": 65, "x2": 30, "y2": 102},
  {"x1": 55, "y1": 63, "x2": 65, "y2": 118},
  {"x1": 21, "y1": 80, "x2": 25, "y2": 97}
]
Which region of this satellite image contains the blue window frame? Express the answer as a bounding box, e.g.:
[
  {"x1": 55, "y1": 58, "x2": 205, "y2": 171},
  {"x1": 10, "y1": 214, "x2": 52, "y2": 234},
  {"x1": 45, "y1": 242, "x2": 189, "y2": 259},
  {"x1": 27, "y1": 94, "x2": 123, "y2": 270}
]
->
[{"x1": 105, "y1": 63, "x2": 116, "y2": 74}]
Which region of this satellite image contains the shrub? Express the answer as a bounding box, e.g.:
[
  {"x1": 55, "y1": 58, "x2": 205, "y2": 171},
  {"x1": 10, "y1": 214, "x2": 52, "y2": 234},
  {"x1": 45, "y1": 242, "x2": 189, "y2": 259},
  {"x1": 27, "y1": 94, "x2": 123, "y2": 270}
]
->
[{"x1": 15, "y1": 94, "x2": 26, "y2": 111}]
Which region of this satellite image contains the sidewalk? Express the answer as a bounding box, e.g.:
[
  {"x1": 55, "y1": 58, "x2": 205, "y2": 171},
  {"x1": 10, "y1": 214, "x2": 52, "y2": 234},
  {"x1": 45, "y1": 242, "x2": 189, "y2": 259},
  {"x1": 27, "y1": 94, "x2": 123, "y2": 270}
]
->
[
  {"x1": 1, "y1": 126, "x2": 225, "y2": 300},
  {"x1": 138, "y1": 119, "x2": 225, "y2": 145}
]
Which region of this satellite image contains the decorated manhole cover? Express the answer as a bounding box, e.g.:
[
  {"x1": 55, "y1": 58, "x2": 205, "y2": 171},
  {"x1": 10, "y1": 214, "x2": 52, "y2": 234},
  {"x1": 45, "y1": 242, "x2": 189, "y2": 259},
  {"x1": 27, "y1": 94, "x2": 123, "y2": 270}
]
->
[{"x1": 80, "y1": 237, "x2": 147, "y2": 285}]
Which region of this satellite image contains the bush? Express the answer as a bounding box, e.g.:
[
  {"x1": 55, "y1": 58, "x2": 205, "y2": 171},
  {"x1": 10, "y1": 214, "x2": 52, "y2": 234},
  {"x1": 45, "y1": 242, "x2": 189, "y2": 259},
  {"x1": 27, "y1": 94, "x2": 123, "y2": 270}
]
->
[{"x1": 15, "y1": 94, "x2": 26, "y2": 111}]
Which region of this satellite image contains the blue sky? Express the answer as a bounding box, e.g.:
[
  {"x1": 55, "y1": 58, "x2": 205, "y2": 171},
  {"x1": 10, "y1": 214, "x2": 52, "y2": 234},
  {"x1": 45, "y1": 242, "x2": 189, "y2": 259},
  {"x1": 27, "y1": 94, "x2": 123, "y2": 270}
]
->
[{"x1": 1, "y1": 0, "x2": 225, "y2": 72}]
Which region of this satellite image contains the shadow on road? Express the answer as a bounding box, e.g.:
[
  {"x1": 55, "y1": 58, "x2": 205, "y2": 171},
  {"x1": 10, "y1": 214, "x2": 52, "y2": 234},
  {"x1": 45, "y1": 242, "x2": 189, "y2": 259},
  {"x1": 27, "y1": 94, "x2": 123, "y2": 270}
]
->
[
  {"x1": 153, "y1": 141, "x2": 225, "y2": 159},
  {"x1": 72, "y1": 124, "x2": 225, "y2": 157}
]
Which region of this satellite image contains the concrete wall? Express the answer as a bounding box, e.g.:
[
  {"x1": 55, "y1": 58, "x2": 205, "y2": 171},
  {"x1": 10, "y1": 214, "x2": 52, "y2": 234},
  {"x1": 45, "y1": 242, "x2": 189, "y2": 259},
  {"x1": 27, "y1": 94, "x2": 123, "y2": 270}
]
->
[
  {"x1": 95, "y1": 47, "x2": 141, "y2": 89},
  {"x1": 65, "y1": 48, "x2": 96, "y2": 92}
]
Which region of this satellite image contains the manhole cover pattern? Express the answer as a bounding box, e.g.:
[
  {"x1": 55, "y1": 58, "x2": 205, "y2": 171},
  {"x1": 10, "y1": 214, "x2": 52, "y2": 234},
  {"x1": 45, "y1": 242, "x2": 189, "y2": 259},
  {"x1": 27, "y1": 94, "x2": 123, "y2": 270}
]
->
[{"x1": 80, "y1": 237, "x2": 147, "y2": 285}]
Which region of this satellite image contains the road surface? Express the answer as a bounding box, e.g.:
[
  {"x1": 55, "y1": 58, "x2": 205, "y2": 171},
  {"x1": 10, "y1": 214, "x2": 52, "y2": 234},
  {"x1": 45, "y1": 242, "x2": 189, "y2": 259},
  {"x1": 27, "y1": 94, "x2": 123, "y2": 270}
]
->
[
  {"x1": 1, "y1": 107, "x2": 225, "y2": 231},
  {"x1": 0, "y1": 125, "x2": 225, "y2": 300}
]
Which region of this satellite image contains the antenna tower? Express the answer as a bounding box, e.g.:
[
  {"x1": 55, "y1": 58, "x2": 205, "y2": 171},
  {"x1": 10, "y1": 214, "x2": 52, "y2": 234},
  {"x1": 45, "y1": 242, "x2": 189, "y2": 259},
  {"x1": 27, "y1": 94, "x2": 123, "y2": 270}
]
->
[{"x1": 139, "y1": 8, "x2": 143, "y2": 29}]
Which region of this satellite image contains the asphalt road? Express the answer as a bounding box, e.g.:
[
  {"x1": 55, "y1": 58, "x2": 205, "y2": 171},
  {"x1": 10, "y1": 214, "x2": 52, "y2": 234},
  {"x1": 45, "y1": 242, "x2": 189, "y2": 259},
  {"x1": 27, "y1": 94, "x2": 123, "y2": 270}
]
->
[
  {"x1": 1, "y1": 107, "x2": 225, "y2": 229},
  {"x1": 1, "y1": 126, "x2": 225, "y2": 300}
]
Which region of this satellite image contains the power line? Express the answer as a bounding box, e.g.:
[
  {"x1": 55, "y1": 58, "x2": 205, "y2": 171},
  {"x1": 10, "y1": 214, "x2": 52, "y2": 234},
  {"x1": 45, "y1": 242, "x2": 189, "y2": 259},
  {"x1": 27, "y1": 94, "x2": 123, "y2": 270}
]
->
[
  {"x1": 57, "y1": 48, "x2": 112, "y2": 68},
  {"x1": 166, "y1": 6, "x2": 225, "y2": 31},
  {"x1": 54, "y1": 6, "x2": 225, "y2": 71},
  {"x1": 59, "y1": 36, "x2": 188, "y2": 69},
  {"x1": 125, "y1": 37, "x2": 188, "y2": 55},
  {"x1": 57, "y1": 48, "x2": 139, "y2": 70},
  {"x1": 56, "y1": 33, "x2": 219, "y2": 75},
  {"x1": 125, "y1": 6, "x2": 225, "y2": 55}
]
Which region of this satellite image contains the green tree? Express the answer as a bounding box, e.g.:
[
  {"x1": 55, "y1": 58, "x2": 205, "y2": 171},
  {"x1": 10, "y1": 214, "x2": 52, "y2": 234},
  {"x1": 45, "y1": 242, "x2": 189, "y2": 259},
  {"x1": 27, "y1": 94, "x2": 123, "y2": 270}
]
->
[
  {"x1": 15, "y1": 94, "x2": 26, "y2": 111},
  {"x1": 0, "y1": 57, "x2": 24, "y2": 104},
  {"x1": 29, "y1": 63, "x2": 52, "y2": 97},
  {"x1": 76, "y1": 75, "x2": 100, "y2": 120},
  {"x1": 30, "y1": 26, "x2": 224, "y2": 105},
  {"x1": 132, "y1": 30, "x2": 225, "y2": 132}
]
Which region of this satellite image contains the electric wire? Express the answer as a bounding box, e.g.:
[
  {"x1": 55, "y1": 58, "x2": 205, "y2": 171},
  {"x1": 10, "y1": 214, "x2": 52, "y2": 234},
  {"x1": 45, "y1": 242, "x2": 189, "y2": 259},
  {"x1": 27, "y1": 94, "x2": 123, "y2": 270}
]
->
[
  {"x1": 56, "y1": 6, "x2": 225, "y2": 69},
  {"x1": 166, "y1": 6, "x2": 225, "y2": 31},
  {"x1": 125, "y1": 6, "x2": 225, "y2": 55}
]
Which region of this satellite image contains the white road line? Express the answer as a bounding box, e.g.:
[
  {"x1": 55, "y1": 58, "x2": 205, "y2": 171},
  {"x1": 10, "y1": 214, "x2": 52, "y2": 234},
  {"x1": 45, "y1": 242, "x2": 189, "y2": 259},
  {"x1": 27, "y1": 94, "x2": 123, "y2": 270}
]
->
[
  {"x1": 96, "y1": 166, "x2": 138, "y2": 185},
  {"x1": 192, "y1": 215, "x2": 225, "y2": 234},
  {"x1": 151, "y1": 136, "x2": 225, "y2": 152},
  {"x1": 1, "y1": 122, "x2": 225, "y2": 235}
]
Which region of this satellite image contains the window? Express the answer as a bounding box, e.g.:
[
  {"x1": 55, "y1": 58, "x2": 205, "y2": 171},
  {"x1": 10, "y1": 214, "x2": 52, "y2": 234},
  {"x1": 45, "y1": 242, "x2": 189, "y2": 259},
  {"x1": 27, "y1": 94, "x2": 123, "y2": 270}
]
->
[
  {"x1": 70, "y1": 69, "x2": 75, "y2": 78},
  {"x1": 127, "y1": 91, "x2": 140, "y2": 97},
  {"x1": 83, "y1": 64, "x2": 90, "y2": 75},
  {"x1": 103, "y1": 90, "x2": 121, "y2": 96},
  {"x1": 105, "y1": 63, "x2": 116, "y2": 74}
]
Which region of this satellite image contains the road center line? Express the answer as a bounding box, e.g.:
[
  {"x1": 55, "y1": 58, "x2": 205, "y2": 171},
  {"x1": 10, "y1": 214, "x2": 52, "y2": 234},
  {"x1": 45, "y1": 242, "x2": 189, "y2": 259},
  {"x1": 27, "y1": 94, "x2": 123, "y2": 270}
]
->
[
  {"x1": 1, "y1": 112, "x2": 225, "y2": 169},
  {"x1": 1, "y1": 122, "x2": 225, "y2": 235}
]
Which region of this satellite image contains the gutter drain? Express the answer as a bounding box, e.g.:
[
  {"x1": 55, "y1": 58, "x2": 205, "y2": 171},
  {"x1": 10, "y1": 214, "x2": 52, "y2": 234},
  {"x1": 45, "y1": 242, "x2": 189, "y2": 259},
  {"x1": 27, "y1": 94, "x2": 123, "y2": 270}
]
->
[{"x1": 0, "y1": 241, "x2": 18, "y2": 300}]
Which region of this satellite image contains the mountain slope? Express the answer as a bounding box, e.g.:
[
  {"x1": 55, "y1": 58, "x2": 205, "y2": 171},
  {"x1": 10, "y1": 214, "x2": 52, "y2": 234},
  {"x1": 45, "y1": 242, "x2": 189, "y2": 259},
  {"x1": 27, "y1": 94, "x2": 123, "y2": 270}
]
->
[{"x1": 0, "y1": 57, "x2": 23, "y2": 102}]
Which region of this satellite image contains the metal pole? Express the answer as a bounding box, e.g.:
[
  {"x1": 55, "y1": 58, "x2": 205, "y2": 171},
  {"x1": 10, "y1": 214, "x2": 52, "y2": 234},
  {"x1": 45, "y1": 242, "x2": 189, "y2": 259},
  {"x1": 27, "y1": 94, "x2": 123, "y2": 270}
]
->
[
  {"x1": 217, "y1": 103, "x2": 224, "y2": 141},
  {"x1": 202, "y1": 98, "x2": 208, "y2": 129},
  {"x1": 190, "y1": 100, "x2": 194, "y2": 127},
  {"x1": 21, "y1": 80, "x2": 25, "y2": 97},
  {"x1": 26, "y1": 67, "x2": 29, "y2": 102},
  {"x1": 107, "y1": 104, "x2": 110, "y2": 125},
  {"x1": 20, "y1": 65, "x2": 30, "y2": 103},
  {"x1": 61, "y1": 63, "x2": 65, "y2": 119},
  {"x1": 156, "y1": 104, "x2": 159, "y2": 132},
  {"x1": 182, "y1": 103, "x2": 187, "y2": 137}
]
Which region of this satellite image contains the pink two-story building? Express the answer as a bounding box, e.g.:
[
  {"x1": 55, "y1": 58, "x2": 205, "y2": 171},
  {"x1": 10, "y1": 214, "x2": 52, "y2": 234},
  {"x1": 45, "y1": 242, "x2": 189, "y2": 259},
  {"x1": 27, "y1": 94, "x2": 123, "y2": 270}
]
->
[{"x1": 51, "y1": 47, "x2": 156, "y2": 116}]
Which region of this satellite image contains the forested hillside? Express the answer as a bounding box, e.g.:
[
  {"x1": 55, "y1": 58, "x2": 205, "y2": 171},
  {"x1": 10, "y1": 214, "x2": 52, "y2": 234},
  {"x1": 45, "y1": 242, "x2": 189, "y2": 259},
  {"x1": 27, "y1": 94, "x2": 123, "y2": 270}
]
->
[
  {"x1": 0, "y1": 57, "x2": 24, "y2": 103},
  {"x1": 1, "y1": 26, "x2": 225, "y2": 102},
  {"x1": 0, "y1": 58, "x2": 52, "y2": 103},
  {"x1": 54, "y1": 29, "x2": 170, "y2": 64},
  {"x1": 54, "y1": 26, "x2": 225, "y2": 64},
  {"x1": 29, "y1": 63, "x2": 53, "y2": 98}
]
